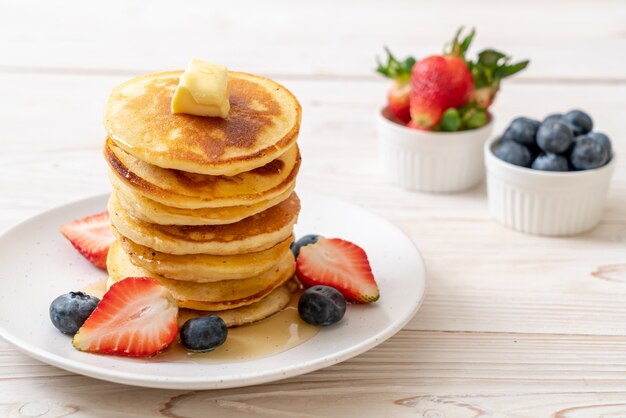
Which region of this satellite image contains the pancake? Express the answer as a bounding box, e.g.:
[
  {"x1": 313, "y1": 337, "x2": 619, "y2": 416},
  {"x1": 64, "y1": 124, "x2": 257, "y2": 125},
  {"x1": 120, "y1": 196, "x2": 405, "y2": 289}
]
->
[
  {"x1": 110, "y1": 176, "x2": 295, "y2": 226},
  {"x1": 107, "y1": 240, "x2": 296, "y2": 311},
  {"x1": 105, "y1": 71, "x2": 302, "y2": 176},
  {"x1": 105, "y1": 276, "x2": 298, "y2": 327},
  {"x1": 116, "y1": 233, "x2": 294, "y2": 282},
  {"x1": 108, "y1": 191, "x2": 300, "y2": 255},
  {"x1": 176, "y1": 280, "x2": 300, "y2": 327},
  {"x1": 105, "y1": 138, "x2": 301, "y2": 209}
]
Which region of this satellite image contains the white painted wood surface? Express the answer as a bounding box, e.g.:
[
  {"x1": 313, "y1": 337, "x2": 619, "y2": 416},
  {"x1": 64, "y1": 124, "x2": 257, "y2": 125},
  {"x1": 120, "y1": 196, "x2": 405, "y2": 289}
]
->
[{"x1": 1, "y1": 1, "x2": 625, "y2": 416}]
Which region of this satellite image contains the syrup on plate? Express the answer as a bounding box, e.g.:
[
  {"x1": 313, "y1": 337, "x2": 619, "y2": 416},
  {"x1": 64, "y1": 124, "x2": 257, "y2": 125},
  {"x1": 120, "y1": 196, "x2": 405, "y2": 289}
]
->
[{"x1": 82, "y1": 280, "x2": 319, "y2": 363}]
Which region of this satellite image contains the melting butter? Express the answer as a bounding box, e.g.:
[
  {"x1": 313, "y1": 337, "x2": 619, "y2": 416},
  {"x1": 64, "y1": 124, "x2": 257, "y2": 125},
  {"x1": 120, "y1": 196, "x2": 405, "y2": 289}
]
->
[{"x1": 171, "y1": 58, "x2": 230, "y2": 118}]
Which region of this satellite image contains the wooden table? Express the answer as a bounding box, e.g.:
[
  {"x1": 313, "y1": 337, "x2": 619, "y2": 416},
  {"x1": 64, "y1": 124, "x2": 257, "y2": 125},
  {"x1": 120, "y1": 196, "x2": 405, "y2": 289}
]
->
[{"x1": 1, "y1": 1, "x2": 625, "y2": 416}]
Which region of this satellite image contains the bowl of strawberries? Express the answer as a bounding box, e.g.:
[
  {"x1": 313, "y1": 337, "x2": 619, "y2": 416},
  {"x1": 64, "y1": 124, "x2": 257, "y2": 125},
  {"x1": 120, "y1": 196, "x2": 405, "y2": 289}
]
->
[{"x1": 376, "y1": 28, "x2": 528, "y2": 193}]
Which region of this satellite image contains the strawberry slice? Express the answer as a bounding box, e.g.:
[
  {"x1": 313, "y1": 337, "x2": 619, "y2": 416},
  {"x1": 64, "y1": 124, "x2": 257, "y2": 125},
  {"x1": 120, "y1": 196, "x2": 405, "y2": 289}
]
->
[
  {"x1": 72, "y1": 277, "x2": 179, "y2": 357},
  {"x1": 60, "y1": 211, "x2": 114, "y2": 270},
  {"x1": 296, "y1": 238, "x2": 379, "y2": 303}
]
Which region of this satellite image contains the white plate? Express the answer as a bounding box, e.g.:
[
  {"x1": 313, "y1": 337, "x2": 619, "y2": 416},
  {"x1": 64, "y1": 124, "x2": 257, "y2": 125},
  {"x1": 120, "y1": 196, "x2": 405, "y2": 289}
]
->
[{"x1": 0, "y1": 189, "x2": 426, "y2": 389}]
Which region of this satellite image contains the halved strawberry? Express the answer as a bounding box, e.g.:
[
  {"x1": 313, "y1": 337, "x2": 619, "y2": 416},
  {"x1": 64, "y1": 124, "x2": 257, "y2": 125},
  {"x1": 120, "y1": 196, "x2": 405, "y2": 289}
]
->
[
  {"x1": 60, "y1": 211, "x2": 114, "y2": 270},
  {"x1": 72, "y1": 277, "x2": 178, "y2": 357},
  {"x1": 296, "y1": 238, "x2": 379, "y2": 303}
]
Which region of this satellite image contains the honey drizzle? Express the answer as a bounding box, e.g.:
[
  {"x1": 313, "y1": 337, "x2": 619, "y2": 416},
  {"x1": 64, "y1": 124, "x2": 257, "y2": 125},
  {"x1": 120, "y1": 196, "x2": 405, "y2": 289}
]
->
[{"x1": 81, "y1": 281, "x2": 319, "y2": 363}]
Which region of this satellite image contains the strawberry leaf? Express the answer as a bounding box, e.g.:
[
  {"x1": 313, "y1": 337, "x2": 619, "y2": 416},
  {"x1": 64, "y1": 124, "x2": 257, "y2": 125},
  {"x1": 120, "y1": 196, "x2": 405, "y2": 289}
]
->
[
  {"x1": 376, "y1": 47, "x2": 416, "y2": 82},
  {"x1": 459, "y1": 28, "x2": 475, "y2": 55},
  {"x1": 465, "y1": 108, "x2": 489, "y2": 129},
  {"x1": 440, "y1": 108, "x2": 462, "y2": 131},
  {"x1": 468, "y1": 47, "x2": 529, "y2": 106},
  {"x1": 446, "y1": 27, "x2": 475, "y2": 59},
  {"x1": 469, "y1": 64, "x2": 489, "y2": 89},
  {"x1": 436, "y1": 104, "x2": 489, "y2": 131},
  {"x1": 497, "y1": 60, "x2": 530, "y2": 78},
  {"x1": 477, "y1": 49, "x2": 507, "y2": 66}
]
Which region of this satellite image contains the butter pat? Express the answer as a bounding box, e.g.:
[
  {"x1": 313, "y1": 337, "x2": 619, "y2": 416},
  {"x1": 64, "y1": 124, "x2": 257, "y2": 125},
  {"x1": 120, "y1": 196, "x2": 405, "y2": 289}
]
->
[{"x1": 171, "y1": 59, "x2": 230, "y2": 118}]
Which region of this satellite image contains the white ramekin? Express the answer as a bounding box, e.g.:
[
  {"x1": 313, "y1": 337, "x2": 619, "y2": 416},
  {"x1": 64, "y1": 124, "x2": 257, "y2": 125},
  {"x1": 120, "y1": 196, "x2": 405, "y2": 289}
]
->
[
  {"x1": 377, "y1": 108, "x2": 494, "y2": 192},
  {"x1": 484, "y1": 137, "x2": 616, "y2": 236}
]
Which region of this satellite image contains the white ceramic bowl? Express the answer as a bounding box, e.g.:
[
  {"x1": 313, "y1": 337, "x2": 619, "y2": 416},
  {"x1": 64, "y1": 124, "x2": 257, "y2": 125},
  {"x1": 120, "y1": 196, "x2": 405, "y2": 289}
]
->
[
  {"x1": 377, "y1": 108, "x2": 494, "y2": 192},
  {"x1": 484, "y1": 138, "x2": 616, "y2": 236}
]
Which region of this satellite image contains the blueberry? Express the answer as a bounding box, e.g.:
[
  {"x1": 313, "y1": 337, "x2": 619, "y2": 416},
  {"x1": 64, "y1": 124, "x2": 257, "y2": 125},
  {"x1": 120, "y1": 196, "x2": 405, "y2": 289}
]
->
[
  {"x1": 531, "y1": 154, "x2": 569, "y2": 172},
  {"x1": 180, "y1": 315, "x2": 228, "y2": 352},
  {"x1": 563, "y1": 109, "x2": 593, "y2": 136},
  {"x1": 290, "y1": 234, "x2": 321, "y2": 258},
  {"x1": 527, "y1": 142, "x2": 542, "y2": 161},
  {"x1": 494, "y1": 140, "x2": 532, "y2": 167},
  {"x1": 49, "y1": 291, "x2": 99, "y2": 335},
  {"x1": 298, "y1": 286, "x2": 346, "y2": 326},
  {"x1": 587, "y1": 132, "x2": 612, "y2": 157},
  {"x1": 501, "y1": 117, "x2": 540, "y2": 146},
  {"x1": 570, "y1": 135, "x2": 610, "y2": 170},
  {"x1": 543, "y1": 113, "x2": 563, "y2": 124},
  {"x1": 536, "y1": 121, "x2": 574, "y2": 154}
]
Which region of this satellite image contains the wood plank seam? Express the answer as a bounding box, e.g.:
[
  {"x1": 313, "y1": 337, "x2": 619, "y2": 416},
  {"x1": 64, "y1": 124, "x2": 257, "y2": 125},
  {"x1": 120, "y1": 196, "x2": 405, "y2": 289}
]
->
[{"x1": 0, "y1": 66, "x2": 625, "y2": 84}]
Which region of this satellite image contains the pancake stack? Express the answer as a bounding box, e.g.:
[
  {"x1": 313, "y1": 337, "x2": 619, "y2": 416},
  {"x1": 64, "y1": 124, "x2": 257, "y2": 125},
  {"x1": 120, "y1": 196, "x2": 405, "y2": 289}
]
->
[{"x1": 103, "y1": 70, "x2": 302, "y2": 327}]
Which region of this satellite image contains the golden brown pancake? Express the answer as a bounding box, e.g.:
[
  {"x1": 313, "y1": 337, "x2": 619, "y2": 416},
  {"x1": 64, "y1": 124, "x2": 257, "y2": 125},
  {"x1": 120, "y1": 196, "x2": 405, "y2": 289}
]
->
[
  {"x1": 108, "y1": 192, "x2": 300, "y2": 255},
  {"x1": 110, "y1": 176, "x2": 295, "y2": 226},
  {"x1": 177, "y1": 280, "x2": 300, "y2": 327},
  {"x1": 105, "y1": 71, "x2": 302, "y2": 176},
  {"x1": 104, "y1": 138, "x2": 301, "y2": 209},
  {"x1": 104, "y1": 277, "x2": 298, "y2": 326},
  {"x1": 116, "y1": 233, "x2": 293, "y2": 282},
  {"x1": 107, "y1": 240, "x2": 296, "y2": 311}
]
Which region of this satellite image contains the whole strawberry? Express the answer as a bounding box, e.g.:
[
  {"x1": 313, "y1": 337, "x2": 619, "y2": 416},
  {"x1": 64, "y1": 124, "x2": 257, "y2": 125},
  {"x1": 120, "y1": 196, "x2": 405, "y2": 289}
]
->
[
  {"x1": 446, "y1": 27, "x2": 529, "y2": 110},
  {"x1": 409, "y1": 30, "x2": 474, "y2": 129},
  {"x1": 378, "y1": 28, "x2": 529, "y2": 131},
  {"x1": 376, "y1": 48, "x2": 416, "y2": 124},
  {"x1": 410, "y1": 56, "x2": 473, "y2": 128},
  {"x1": 469, "y1": 49, "x2": 529, "y2": 109}
]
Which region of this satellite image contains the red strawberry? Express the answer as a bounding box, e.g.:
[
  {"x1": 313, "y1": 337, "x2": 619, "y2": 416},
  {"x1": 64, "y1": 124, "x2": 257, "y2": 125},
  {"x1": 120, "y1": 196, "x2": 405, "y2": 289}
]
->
[
  {"x1": 387, "y1": 81, "x2": 411, "y2": 123},
  {"x1": 73, "y1": 277, "x2": 178, "y2": 357},
  {"x1": 376, "y1": 48, "x2": 416, "y2": 124},
  {"x1": 469, "y1": 51, "x2": 529, "y2": 109},
  {"x1": 60, "y1": 211, "x2": 114, "y2": 270},
  {"x1": 406, "y1": 120, "x2": 429, "y2": 131},
  {"x1": 472, "y1": 86, "x2": 495, "y2": 109},
  {"x1": 409, "y1": 55, "x2": 473, "y2": 129},
  {"x1": 448, "y1": 27, "x2": 528, "y2": 110},
  {"x1": 296, "y1": 238, "x2": 379, "y2": 303}
]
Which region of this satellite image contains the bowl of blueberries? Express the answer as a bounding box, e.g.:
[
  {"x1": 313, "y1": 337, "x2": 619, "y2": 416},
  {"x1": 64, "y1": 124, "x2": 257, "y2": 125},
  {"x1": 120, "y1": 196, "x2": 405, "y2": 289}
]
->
[{"x1": 484, "y1": 109, "x2": 615, "y2": 236}]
